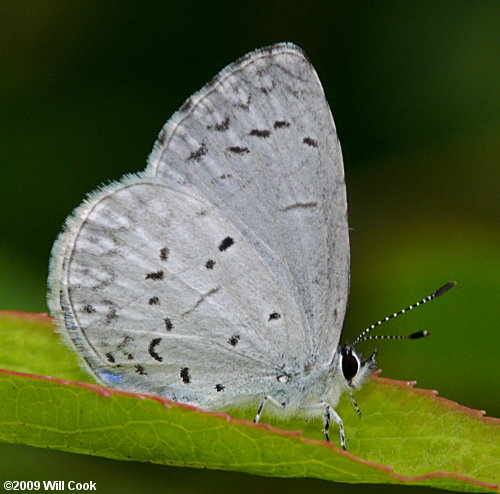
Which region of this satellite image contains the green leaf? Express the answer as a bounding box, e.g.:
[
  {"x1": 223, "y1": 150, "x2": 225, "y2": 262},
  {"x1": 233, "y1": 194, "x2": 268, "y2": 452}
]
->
[
  {"x1": 0, "y1": 311, "x2": 498, "y2": 492},
  {"x1": 0, "y1": 311, "x2": 92, "y2": 382}
]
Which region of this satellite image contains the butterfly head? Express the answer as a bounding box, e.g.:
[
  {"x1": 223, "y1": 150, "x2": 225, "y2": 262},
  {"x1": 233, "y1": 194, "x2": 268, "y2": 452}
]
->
[{"x1": 339, "y1": 344, "x2": 377, "y2": 389}]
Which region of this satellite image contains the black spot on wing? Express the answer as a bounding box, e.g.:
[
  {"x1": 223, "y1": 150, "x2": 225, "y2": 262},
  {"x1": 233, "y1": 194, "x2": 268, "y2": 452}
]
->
[
  {"x1": 249, "y1": 129, "x2": 271, "y2": 138},
  {"x1": 116, "y1": 335, "x2": 134, "y2": 350},
  {"x1": 226, "y1": 146, "x2": 250, "y2": 155},
  {"x1": 148, "y1": 296, "x2": 159, "y2": 305},
  {"x1": 279, "y1": 201, "x2": 318, "y2": 212},
  {"x1": 82, "y1": 304, "x2": 95, "y2": 314},
  {"x1": 149, "y1": 338, "x2": 163, "y2": 362},
  {"x1": 164, "y1": 317, "x2": 173, "y2": 331},
  {"x1": 160, "y1": 247, "x2": 169, "y2": 261},
  {"x1": 105, "y1": 352, "x2": 115, "y2": 363},
  {"x1": 117, "y1": 335, "x2": 134, "y2": 360},
  {"x1": 228, "y1": 334, "x2": 240, "y2": 346},
  {"x1": 210, "y1": 173, "x2": 233, "y2": 186},
  {"x1": 103, "y1": 300, "x2": 118, "y2": 325},
  {"x1": 205, "y1": 259, "x2": 215, "y2": 269},
  {"x1": 268, "y1": 312, "x2": 281, "y2": 321},
  {"x1": 303, "y1": 137, "x2": 318, "y2": 148},
  {"x1": 274, "y1": 120, "x2": 290, "y2": 129},
  {"x1": 215, "y1": 384, "x2": 225, "y2": 392},
  {"x1": 180, "y1": 367, "x2": 191, "y2": 384},
  {"x1": 146, "y1": 270, "x2": 164, "y2": 280},
  {"x1": 208, "y1": 116, "x2": 230, "y2": 131},
  {"x1": 218, "y1": 237, "x2": 234, "y2": 251},
  {"x1": 187, "y1": 143, "x2": 208, "y2": 162},
  {"x1": 135, "y1": 365, "x2": 147, "y2": 375}
]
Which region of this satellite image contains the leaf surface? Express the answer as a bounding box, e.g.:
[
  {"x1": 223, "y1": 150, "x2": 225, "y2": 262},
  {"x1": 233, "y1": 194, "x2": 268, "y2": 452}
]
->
[{"x1": 0, "y1": 311, "x2": 498, "y2": 492}]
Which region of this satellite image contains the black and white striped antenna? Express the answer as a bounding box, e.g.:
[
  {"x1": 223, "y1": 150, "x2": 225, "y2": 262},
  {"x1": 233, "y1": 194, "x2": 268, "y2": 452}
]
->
[{"x1": 352, "y1": 281, "x2": 457, "y2": 346}]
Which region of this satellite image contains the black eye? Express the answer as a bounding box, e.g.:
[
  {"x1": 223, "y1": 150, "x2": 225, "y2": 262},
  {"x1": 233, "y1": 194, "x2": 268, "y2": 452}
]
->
[{"x1": 341, "y1": 347, "x2": 359, "y2": 381}]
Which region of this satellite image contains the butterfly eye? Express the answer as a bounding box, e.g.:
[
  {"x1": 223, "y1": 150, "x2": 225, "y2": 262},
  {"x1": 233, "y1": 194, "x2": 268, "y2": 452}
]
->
[{"x1": 341, "y1": 347, "x2": 359, "y2": 381}]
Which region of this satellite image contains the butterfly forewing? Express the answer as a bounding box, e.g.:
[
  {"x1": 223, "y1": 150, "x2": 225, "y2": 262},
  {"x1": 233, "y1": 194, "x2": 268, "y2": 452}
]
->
[
  {"x1": 48, "y1": 43, "x2": 349, "y2": 407},
  {"x1": 148, "y1": 43, "x2": 349, "y2": 363}
]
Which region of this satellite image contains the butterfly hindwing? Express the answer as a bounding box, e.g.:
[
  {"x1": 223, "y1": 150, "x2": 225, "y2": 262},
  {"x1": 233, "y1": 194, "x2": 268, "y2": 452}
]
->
[{"x1": 49, "y1": 178, "x2": 309, "y2": 406}]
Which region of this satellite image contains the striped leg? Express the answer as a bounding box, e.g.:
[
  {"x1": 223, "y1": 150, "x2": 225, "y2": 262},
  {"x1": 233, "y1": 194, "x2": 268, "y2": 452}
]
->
[
  {"x1": 322, "y1": 402, "x2": 346, "y2": 450},
  {"x1": 253, "y1": 395, "x2": 285, "y2": 423}
]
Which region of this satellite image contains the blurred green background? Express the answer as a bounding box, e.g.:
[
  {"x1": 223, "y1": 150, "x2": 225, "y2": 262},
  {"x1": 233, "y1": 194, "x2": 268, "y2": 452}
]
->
[{"x1": 1, "y1": 1, "x2": 498, "y2": 492}]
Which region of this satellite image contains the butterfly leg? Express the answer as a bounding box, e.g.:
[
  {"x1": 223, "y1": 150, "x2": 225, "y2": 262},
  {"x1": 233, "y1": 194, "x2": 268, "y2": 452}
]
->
[
  {"x1": 253, "y1": 395, "x2": 285, "y2": 424},
  {"x1": 298, "y1": 401, "x2": 347, "y2": 449},
  {"x1": 321, "y1": 401, "x2": 346, "y2": 450},
  {"x1": 348, "y1": 390, "x2": 362, "y2": 416}
]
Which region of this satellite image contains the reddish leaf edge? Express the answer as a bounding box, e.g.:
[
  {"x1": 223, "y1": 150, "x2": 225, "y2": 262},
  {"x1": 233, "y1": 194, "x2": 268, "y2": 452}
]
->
[
  {"x1": 371, "y1": 370, "x2": 498, "y2": 424},
  {"x1": 2, "y1": 311, "x2": 496, "y2": 425},
  {"x1": 0, "y1": 367, "x2": 497, "y2": 491},
  {"x1": 0, "y1": 310, "x2": 52, "y2": 324}
]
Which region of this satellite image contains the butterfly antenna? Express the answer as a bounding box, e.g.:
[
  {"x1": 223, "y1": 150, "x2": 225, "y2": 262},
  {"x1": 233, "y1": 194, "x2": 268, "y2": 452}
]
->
[{"x1": 352, "y1": 281, "x2": 456, "y2": 346}]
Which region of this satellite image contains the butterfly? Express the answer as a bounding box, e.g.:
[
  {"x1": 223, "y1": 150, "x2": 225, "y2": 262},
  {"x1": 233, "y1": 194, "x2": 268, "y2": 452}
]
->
[{"x1": 48, "y1": 43, "x2": 455, "y2": 449}]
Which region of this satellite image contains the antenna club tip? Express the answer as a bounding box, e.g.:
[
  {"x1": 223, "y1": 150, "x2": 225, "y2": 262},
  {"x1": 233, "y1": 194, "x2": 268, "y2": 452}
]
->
[
  {"x1": 409, "y1": 330, "x2": 430, "y2": 339},
  {"x1": 434, "y1": 281, "x2": 457, "y2": 297}
]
